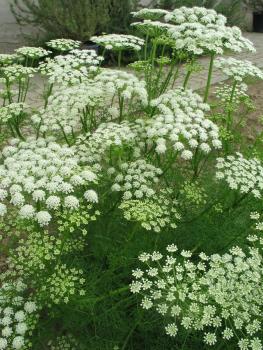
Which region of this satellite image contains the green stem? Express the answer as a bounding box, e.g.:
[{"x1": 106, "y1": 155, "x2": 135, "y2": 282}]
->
[
  {"x1": 144, "y1": 31, "x2": 149, "y2": 60},
  {"x1": 118, "y1": 50, "x2": 122, "y2": 68},
  {"x1": 203, "y1": 53, "x2": 215, "y2": 103},
  {"x1": 183, "y1": 70, "x2": 192, "y2": 89},
  {"x1": 226, "y1": 80, "x2": 238, "y2": 130}
]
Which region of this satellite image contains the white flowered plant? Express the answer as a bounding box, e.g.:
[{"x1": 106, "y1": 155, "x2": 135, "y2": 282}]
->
[
  {"x1": 0, "y1": 54, "x2": 20, "y2": 66},
  {"x1": 216, "y1": 153, "x2": 263, "y2": 198},
  {"x1": 75, "y1": 121, "x2": 137, "y2": 165},
  {"x1": 46, "y1": 39, "x2": 81, "y2": 52},
  {"x1": 164, "y1": 6, "x2": 227, "y2": 25},
  {"x1": 119, "y1": 189, "x2": 180, "y2": 232},
  {"x1": 0, "y1": 4, "x2": 261, "y2": 349},
  {"x1": 32, "y1": 80, "x2": 113, "y2": 137},
  {"x1": 214, "y1": 82, "x2": 249, "y2": 104},
  {"x1": 131, "y1": 243, "x2": 263, "y2": 349},
  {"x1": 90, "y1": 34, "x2": 144, "y2": 52},
  {"x1": 146, "y1": 88, "x2": 222, "y2": 159},
  {"x1": 215, "y1": 57, "x2": 263, "y2": 82},
  {"x1": 0, "y1": 103, "x2": 29, "y2": 139},
  {"x1": 0, "y1": 137, "x2": 98, "y2": 225},
  {"x1": 15, "y1": 47, "x2": 51, "y2": 60},
  {"x1": 109, "y1": 159, "x2": 162, "y2": 200},
  {"x1": 39, "y1": 50, "x2": 102, "y2": 86},
  {"x1": 0, "y1": 280, "x2": 38, "y2": 350},
  {"x1": 48, "y1": 334, "x2": 79, "y2": 350},
  {"x1": 131, "y1": 20, "x2": 174, "y2": 38},
  {"x1": 131, "y1": 8, "x2": 169, "y2": 20},
  {"x1": 167, "y1": 23, "x2": 255, "y2": 56},
  {"x1": 94, "y1": 69, "x2": 148, "y2": 118},
  {"x1": 0, "y1": 65, "x2": 37, "y2": 83}
]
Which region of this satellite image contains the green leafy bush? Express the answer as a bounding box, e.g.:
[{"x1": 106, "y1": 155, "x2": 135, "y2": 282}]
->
[{"x1": 11, "y1": 0, "x2": 138, "y2": 42}]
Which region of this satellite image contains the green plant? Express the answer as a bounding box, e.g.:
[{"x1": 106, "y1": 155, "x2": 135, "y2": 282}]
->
[
  {"x1": 0, "y1": 5, "x2": 263, "y2": 350},
  {"x1": 154, "y1": 0, "x2": 244, "y2": 26},
  {"x1": 10, "y1": 0, "x2": 138, "y2": 42}
]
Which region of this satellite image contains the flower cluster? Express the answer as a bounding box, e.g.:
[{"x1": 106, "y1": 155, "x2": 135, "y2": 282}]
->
[
  {"x1": 91, "y1": 34, "x2": 144, "y2": 51},
  {"x1": 0, "y1": 103, "x2": 28, "y2": 124},
  {"x1": 119, "y1": 189, "x2": 180, "y2": 232},
  {"x1": 70, "y1": 49, "x2": 103, "y2": 65},
  {"x1": 94, "y1": 69, "x2": 148, "y2": 107},
  {"x1": 214, "y1": 57, "x2": 263, "y2": 82},
  {"x1": 39, "y1": 264, "x2": 85, "y2": 305},
  {"x1": 32, "y1": 80, "x2": 112, "y2": 135},
  {"x1": 180, "y1": 181, "x2": 207, "y2": 206},
  {"x1": 131, "y1": 244, "x2": 263, "y2": 349},
  {"x1": 214, "y1": 82, "x2": 248, "y2": 104},
  {"x1": 165, "y1": 6, "x2": 227, "y2": 25},
  {"x1": 15, "y1": 47, "x2": 51, "y2": 59},
  {"x1": 0, "y1": 137, "x2": 98, "y2": 225},
  {"x1": 249, "y1": 211, "x2": 263, "y2": 244},
  {"x1": 132, "y1": 8, "x2": 169, "y2": 20},
  {"x1": 6, "y1": 230, "x2": 85, "y2": 279},
  {"x1": 39, "y1": 50, "x2": 102, "y2": 85},
  {"x1": 1, "y1": 65, "x2": 36, "y2": 83},
  {"x1": 167, "y1": 23, "x2": 255, "y2": 55},
  {"x1": 0, "y1": 280, "x2": 37, "y2": 350},
  {"x1": 0, "y1": 54, "x2": 20, "y2": 66},
  {"x1": 147, "y1": 88, "x2": 222, "y2": 158},
  {"x1": 216, "y1": 153, "x2": 263, "y2": 198},
  {"x1": 131, "y1": 20, "x2": 174, "y2": 38},
  {"x1": 109, "y1": 159, "x2": 162, "y2": 199},
  {"x1": 76, "y1": 121, "x2": 137, "y2": 164},
  {"x1": 46, "y1": 39, "x2": 81, "y2": 52},
  {"x1": 48, "y1": 334, "x2": 78, "y2": 350}
]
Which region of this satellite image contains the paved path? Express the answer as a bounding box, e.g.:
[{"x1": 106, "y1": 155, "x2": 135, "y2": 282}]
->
[{"x1": 176, "y1": 32, "x2": 263, "y2": 90}]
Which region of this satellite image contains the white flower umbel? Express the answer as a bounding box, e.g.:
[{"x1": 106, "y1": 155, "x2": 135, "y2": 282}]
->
[
  {"x1": 0, "y1": 103, "x2": 28, "y2": 124},
  {"x1": 215, "y1": 57, "x2": 263, "y2": 82},
  {"x1": 15, "y1": 47, "x2": 51, "y2": 59},
  {"x1": 69, "y1": 49, "x2": 104, "y2": 65},
  {"x1": 165, "y1": 6, "x2": 227, "y2": 25},
  {"x1": 1, "y1": 65, "x2": 37, "y2": 84},
  {"x1": 216, "y1": 153, "x2": 263, "y2": 198},
  {"x1": 46, "y1": 38, "x2": 81, "y2": 52},
  {"x1": 214, "y1": 82, "x2": 248, "y2": 104},
  {"x1": 0, "y1": 280, "x2": 37, "y2": 350},
  {"x1": 39, "y1": 50, "x2": 102, "y2": 85},
  {"x1": 0, "y1": 54, "x2": 20, "y2": 66},
  {"x1": 33, "y1": 80, "x2": 113, "y2": 135},
  {"x1": 119, "y1": 189, "x2": 180, "y2": 232},
  {"x1": 132, "y1": 8, "x2": 169, "y2": 20},
  {"x1": 0, "y1": 137, "x2": 98, "y2": 224},
  {"x1": 90, "y1": 34, "x2": 144, "y2": 52},
  {"x1": 109, "y1": 159, "x2": 162, "y2": 199},
  {"x1": 131, "y1": 243, "x2": 263, "y2": 349},
  {"x1": 94, "y1": 69, "x2": 148, "y2": 109},
  {"x1": 131, "y1": 20, "x2": 174, "y2": 38},
  {"x1": 75, "y1": 122, "x2": 137, "y2": 165},
  {"x1": 147, "y1": 88, "x2": 222, "y2": 158},
  {"x1": 167, "y1": 23, "x2": 255, "y2": 55},
  {"x1": 48, "y1": 334, "x2": 79, "y2": 350}
]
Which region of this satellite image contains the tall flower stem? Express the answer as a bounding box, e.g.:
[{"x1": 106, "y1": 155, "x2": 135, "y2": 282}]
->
[
  {"x1": 203, "y1": 53, "x2": 215, "y2": 103},
  {"x1": 118, "y1": 50, "x2": 122, "y2": 68},
  {"x1": 183, "y1": 70, "x2": 192, "y2": 89},
  {"x1": 226, "y1": 80, "x2": 238, "y2": 130}
]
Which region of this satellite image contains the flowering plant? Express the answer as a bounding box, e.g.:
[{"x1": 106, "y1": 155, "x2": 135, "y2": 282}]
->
[{"x1": 0, "y1": 5, "x2": 262, "y2": 349}]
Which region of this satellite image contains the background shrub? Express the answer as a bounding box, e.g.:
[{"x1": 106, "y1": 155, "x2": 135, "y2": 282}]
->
[{"x1": 11, "y1": 0, "x2": 139, "y2": 43}]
